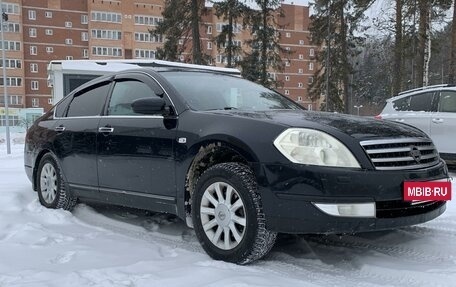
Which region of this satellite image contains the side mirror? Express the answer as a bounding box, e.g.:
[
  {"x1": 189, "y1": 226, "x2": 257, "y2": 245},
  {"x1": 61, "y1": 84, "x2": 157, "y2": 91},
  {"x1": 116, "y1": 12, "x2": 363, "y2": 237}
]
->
[{"x1": 131, "y1": 97, "x2": 166, "y2": 115}]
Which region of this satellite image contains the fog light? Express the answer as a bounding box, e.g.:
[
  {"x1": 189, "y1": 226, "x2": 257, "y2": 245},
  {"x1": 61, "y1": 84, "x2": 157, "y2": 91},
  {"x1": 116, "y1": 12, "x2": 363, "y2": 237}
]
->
[{"x1": 313, "y1": 202, "x2": 376, "y2": 218}]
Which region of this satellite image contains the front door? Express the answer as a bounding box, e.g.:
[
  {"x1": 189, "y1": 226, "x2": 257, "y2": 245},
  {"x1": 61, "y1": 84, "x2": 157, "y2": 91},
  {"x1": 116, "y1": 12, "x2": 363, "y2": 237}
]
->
[
  {"x1": 430, "y1": 90, "x2": 456, "y2": 154},
  {"x1": 97, "y1": 73, "x2": 176, "y2": 198}
]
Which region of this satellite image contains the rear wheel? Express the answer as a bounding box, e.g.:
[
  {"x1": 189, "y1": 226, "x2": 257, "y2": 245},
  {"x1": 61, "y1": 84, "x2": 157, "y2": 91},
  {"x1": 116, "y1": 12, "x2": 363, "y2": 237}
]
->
[
  {"x1": 192, "y1": 162, "x2": 277, "y2": 264},
  {"x1": 37, "y1": 154, "x2": 76, "y2": 210}
]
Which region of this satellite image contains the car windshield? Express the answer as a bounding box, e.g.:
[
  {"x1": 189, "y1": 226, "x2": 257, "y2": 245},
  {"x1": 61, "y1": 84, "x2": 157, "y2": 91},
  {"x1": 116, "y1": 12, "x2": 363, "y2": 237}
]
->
[{"x1": 161, "y1": 71, "x2": 302, "y2": 111}]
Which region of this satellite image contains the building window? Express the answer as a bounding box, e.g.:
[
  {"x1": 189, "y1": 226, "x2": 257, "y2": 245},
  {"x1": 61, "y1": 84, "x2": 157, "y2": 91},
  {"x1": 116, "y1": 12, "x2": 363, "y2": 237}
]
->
[
  {"x1": 297, "y1": 96, "x2": 303, "y2": 102},
  {"x1": 48, "y1": 98, "x2": 53, "y2": 105},
  {"x1": 207, "y1": 42, "x2": 212, "y2": 50},
  {"x1": 66, "y1": 56, "x2": 73, "y2": 60},
  {"x1": 83, "y1": 49, "x2": 89, "y2": 58},
  {"x1": 0, "y1": 95, "x2": 22, "y2": 105},
  {"x1": 81, "y1": 14, "x2": 88, "y2": 24},
  {"x1": 65, "y1": 21, "x2": 72, "y2": 28},
  {"x1": 178, "y1": 39, "x2": 184, "y2": 45},
  {"x1": 45, "y1": 29, "x2": 53, "y2": 35},
  {"x1": 1, "y1": 23, "x2": 20, "y2": 33},
  {"x1": 284, "y1": 90, "x2": 289, "y2": 95},
  {"x1": 299, "y1": 40, "x2": 304, "y2": 45},
  {"x1": 92, "y1": 46, "x2": 123, "y2": 57},
  {"x1": 298, "y1": 82, "x2": 303, "y2": 88},
  {"x1": 309, "y1": 62, "x2": 314, "y2": 71},
  {"x1": 1, "y1": 41, "x2": 21, "y2": 51},
  {"x1": 135, "y1": 49, "x2": 156, "y2": 59},
  {"x1": 30, "y1": 63, "x2": 38, "y2": 73},
  {"x1": 307, "y1": 104, "x2": 313, "y2": 110},
  {"x1": 92, "y1": 11, "x2": 122, "y2": 23},
  {"x1": 285, "y1": 76, "x2": 290, "y2": 81},
  {"x1": 285, "y1": 47, "x2": 290, "y2": 51},
  {"x1": 0, "y1": 59, "x2": 21, "y2": 69},
  {"x1": 309, "y1": 48, "x2": 315, "y2": 57},
  {"x1": 216, "y1": 23, "x2": 242, "y2": 33},
  {"x1": 29, "y1": 28, "x2": 37, "y2": 37},
  {"x1": 65, "y1": 38, "x2": 73, "y2": 45},
  {"x1": 298, "y1": 68, "x2": 303, "y2": 74},
  {"x1": 299, "y1": 54, "x2": 303, "y2": 60},
  {"x1": 46, "y1": 46, "x2": 53, "y2": 53},
  {"x1": 134, "y1": 32, "x2": 162, "y2": 43},
  {"x1": 31, "y1": 81, "x2": 39, "y2": 90},
  {"x1": 45, "y1": 11, "x2": 52, "y2": 18},
  {"x1": 30, "y1": 46, "x2": 37, "y2": 55},
  {"x1": 91, "y1": 29, "x2": 121, "y2": 40},
  {"x1": 207, "y1": 25, "x2": 212, "y2": 34},
  {"x1": 285, "y1": 61, "x2": 290, "y2": 67},
  {"x1": 134, "y1": 15, "x2": 162, "y2": 26},
  {"x1": 1, "y1": 3, "x2": 20, "y2": 14},
  {"x1": 286, "y1": 32, "x2": 291, "y2": 38},
  {"x1": 0, "y1": 77, "x2": 22, "y2": 87},
  {"x1": 32, "y1": 98, "x2": 39, "y2": 108},
  {"x1": 308, "y1": 76, "x2": 314, "y2": 84},
  {"x1": 81, "y1": 32, "x2": 89, "y2": 41},
  {"x1": 28, "y1": 10, "x2": 36, "y2": 20}
]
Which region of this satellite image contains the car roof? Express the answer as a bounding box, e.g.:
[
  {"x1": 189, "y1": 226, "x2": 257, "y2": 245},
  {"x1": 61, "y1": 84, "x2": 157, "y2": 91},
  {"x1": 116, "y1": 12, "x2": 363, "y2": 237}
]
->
[{"x1": 387, "y1": 84, "x2": 456, "y2": 102}]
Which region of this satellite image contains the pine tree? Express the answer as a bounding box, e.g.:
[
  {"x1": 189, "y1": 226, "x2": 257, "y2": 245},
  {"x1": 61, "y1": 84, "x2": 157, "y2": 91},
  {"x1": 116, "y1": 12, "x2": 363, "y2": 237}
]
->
[
  {"x1": 152, "y1": 0, "x2": 206, "y2": 64},
  {"x1": 309, "y1": 0, "x2": 373, "y2": 113},
  {"x1": 241, "y1": 0, "x2": 286, "y2": 88},
  {"x1": 213, "y1": 0, "x2": 248, "y2": 68}
]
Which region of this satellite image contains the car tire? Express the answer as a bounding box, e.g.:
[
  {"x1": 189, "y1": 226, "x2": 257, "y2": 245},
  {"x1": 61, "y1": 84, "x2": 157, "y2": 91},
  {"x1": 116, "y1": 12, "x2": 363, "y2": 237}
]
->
[
  {"x1": 37, "y1": 154, "x2": 77, "y2": 211},
  {"x1": 192, "y1": 162, "x2": 277, "y2": 264}
]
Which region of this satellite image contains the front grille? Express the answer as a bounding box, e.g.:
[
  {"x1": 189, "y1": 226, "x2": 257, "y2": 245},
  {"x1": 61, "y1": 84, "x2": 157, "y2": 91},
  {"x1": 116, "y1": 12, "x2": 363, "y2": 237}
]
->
[{"x1": 360, "y1": 138, "x2": 440, "y2": 170}]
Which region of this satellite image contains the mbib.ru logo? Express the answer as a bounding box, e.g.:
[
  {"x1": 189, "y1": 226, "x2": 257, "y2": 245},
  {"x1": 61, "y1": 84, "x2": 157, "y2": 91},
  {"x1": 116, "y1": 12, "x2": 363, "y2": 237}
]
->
[{"x1": 404, "y1": 181, "x2": 452, "y2": 201}]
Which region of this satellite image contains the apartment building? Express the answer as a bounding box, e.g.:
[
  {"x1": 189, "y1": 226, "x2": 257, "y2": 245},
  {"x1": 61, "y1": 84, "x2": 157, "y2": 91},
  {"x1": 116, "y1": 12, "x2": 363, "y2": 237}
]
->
[{"x1": 0, "y1": 0, "x2": 317, "y2": 113}]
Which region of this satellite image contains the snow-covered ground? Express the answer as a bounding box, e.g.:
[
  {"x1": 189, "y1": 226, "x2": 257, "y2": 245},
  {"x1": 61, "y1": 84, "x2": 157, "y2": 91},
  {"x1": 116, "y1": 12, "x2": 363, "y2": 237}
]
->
[{"x1": 1, "y1": 138, "x2": 455, "y2": 287}]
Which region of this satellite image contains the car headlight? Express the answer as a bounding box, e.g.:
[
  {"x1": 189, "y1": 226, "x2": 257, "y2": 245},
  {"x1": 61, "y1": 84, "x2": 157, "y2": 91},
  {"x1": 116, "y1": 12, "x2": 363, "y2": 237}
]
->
[{"x1": 273, "y1": 128, "x2": 360, "y2": 168}]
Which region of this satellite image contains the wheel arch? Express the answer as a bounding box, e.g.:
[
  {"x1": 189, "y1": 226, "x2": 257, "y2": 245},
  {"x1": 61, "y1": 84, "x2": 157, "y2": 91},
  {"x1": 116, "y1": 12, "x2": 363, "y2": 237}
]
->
[{"x1": 182, "y1": 139, "x2": 258, "y2": 226}]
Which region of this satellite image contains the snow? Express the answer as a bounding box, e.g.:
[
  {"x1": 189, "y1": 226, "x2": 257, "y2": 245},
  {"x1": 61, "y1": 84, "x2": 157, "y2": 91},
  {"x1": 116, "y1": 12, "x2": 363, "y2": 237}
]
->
[{"x1": 1, "y1": 136, "x2": 456, "y2": 287}]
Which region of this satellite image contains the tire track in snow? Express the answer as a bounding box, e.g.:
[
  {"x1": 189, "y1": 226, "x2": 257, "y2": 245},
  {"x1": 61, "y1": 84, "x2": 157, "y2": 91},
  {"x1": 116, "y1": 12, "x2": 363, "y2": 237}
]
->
[{"x1": 305, "y1": 234, "x2": 453, "y2": 265}]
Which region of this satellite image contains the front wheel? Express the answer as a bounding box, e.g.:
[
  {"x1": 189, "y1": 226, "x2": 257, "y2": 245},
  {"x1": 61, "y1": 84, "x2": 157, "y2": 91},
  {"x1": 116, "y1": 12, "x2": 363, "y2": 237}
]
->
[
  {"x1": 192, "y1": 162, "x2": 277, "y2": 264},
  {"x1": 37, "y1": 154, "x2": 76, "y2": 210}
]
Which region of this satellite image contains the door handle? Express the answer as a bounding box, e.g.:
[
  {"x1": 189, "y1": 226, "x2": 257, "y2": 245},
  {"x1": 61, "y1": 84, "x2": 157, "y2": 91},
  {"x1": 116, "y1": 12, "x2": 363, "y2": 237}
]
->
[
  {"x1": 432, "y1": 118, "x2": 444, "y2": 124},
  {"x1": 54, "y1": 126, "x2": 65, "y2": 132},
  {"x1": 98, "y1": 126, "x2": 114, "y2": 133}
]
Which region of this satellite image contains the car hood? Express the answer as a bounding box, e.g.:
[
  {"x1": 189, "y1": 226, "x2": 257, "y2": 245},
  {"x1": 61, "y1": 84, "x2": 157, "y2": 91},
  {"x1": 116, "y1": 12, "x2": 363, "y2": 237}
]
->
[{"x1": 207, "y1": 110, "x2": 427, "y2": 140}]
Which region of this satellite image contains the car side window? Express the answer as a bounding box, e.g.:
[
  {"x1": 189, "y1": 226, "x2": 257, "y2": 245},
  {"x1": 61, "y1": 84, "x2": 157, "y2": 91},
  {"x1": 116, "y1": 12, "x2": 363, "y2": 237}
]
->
[
  {"x1": 439, "y1": 91, "x2": 456, "y2": 113},
  {"x1": 393, "y1": 92, "x2": 433, "y2": 112},
  {"x1": 409, "y1": 92, "x2": 433, "y2": 112},
  {"x1": 55, "y1": 95, "x2": 72, "y2": 118},
  {"x1": 107, "y1": 80, "x2": 155, "y2": 116},
  {"x1": 66, "y1": 82, "x2": 111, "y2": 117}
]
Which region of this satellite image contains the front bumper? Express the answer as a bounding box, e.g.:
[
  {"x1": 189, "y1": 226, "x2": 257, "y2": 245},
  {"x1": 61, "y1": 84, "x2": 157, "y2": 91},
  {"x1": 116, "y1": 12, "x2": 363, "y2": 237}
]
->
[{"x1": 256, "y1": 160, "x2": 449, "y2": 234}]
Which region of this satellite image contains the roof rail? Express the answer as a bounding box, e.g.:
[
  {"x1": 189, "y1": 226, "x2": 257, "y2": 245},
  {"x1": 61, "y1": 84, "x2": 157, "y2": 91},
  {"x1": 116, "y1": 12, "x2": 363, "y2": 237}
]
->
[{"x1": 398, "y1": 84, "x2": 453, "y2": 95}]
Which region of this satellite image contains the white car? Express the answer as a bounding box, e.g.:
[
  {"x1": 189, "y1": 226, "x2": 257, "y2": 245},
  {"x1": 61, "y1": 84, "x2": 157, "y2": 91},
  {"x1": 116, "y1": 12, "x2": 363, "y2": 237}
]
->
[{"x1": 378, "y1": 84, "x2": 456, "y2": 164}]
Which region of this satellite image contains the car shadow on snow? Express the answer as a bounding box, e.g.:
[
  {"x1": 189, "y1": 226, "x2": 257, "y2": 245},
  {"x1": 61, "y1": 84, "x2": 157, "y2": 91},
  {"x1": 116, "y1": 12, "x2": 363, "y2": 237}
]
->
[{"x1": 79, "y1": 202, "x2": 451, "y2": 270}]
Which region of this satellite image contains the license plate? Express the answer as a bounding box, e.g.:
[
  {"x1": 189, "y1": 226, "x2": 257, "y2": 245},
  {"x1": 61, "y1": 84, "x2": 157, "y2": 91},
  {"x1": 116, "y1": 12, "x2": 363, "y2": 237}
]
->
[{"x1": 403, "y1": 179, "x2": 452, "y2": 201}]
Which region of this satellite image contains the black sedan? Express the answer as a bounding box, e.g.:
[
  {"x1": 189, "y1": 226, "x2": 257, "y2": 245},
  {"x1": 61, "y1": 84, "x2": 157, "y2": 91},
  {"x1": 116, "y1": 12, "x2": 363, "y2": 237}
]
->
[{"x1": 25, "y1": 67, "x2": 450, "y2": 264}]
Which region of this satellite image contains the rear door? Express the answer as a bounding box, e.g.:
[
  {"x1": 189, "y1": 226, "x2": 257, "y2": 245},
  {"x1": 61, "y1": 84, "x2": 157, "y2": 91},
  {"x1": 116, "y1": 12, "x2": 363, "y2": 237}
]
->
[
  {"x1": 430, "y1": 90, "x2": 456, "y2": 154},
  {"x1": 53, "y1": 81, "x2": 112, "y2": 193},
  {"x1": 97, "y1": 73, "x2": 176, "y2": 199},
  {"x1": 389, "y1": 91, "x2": 436, "y2": 136}
]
